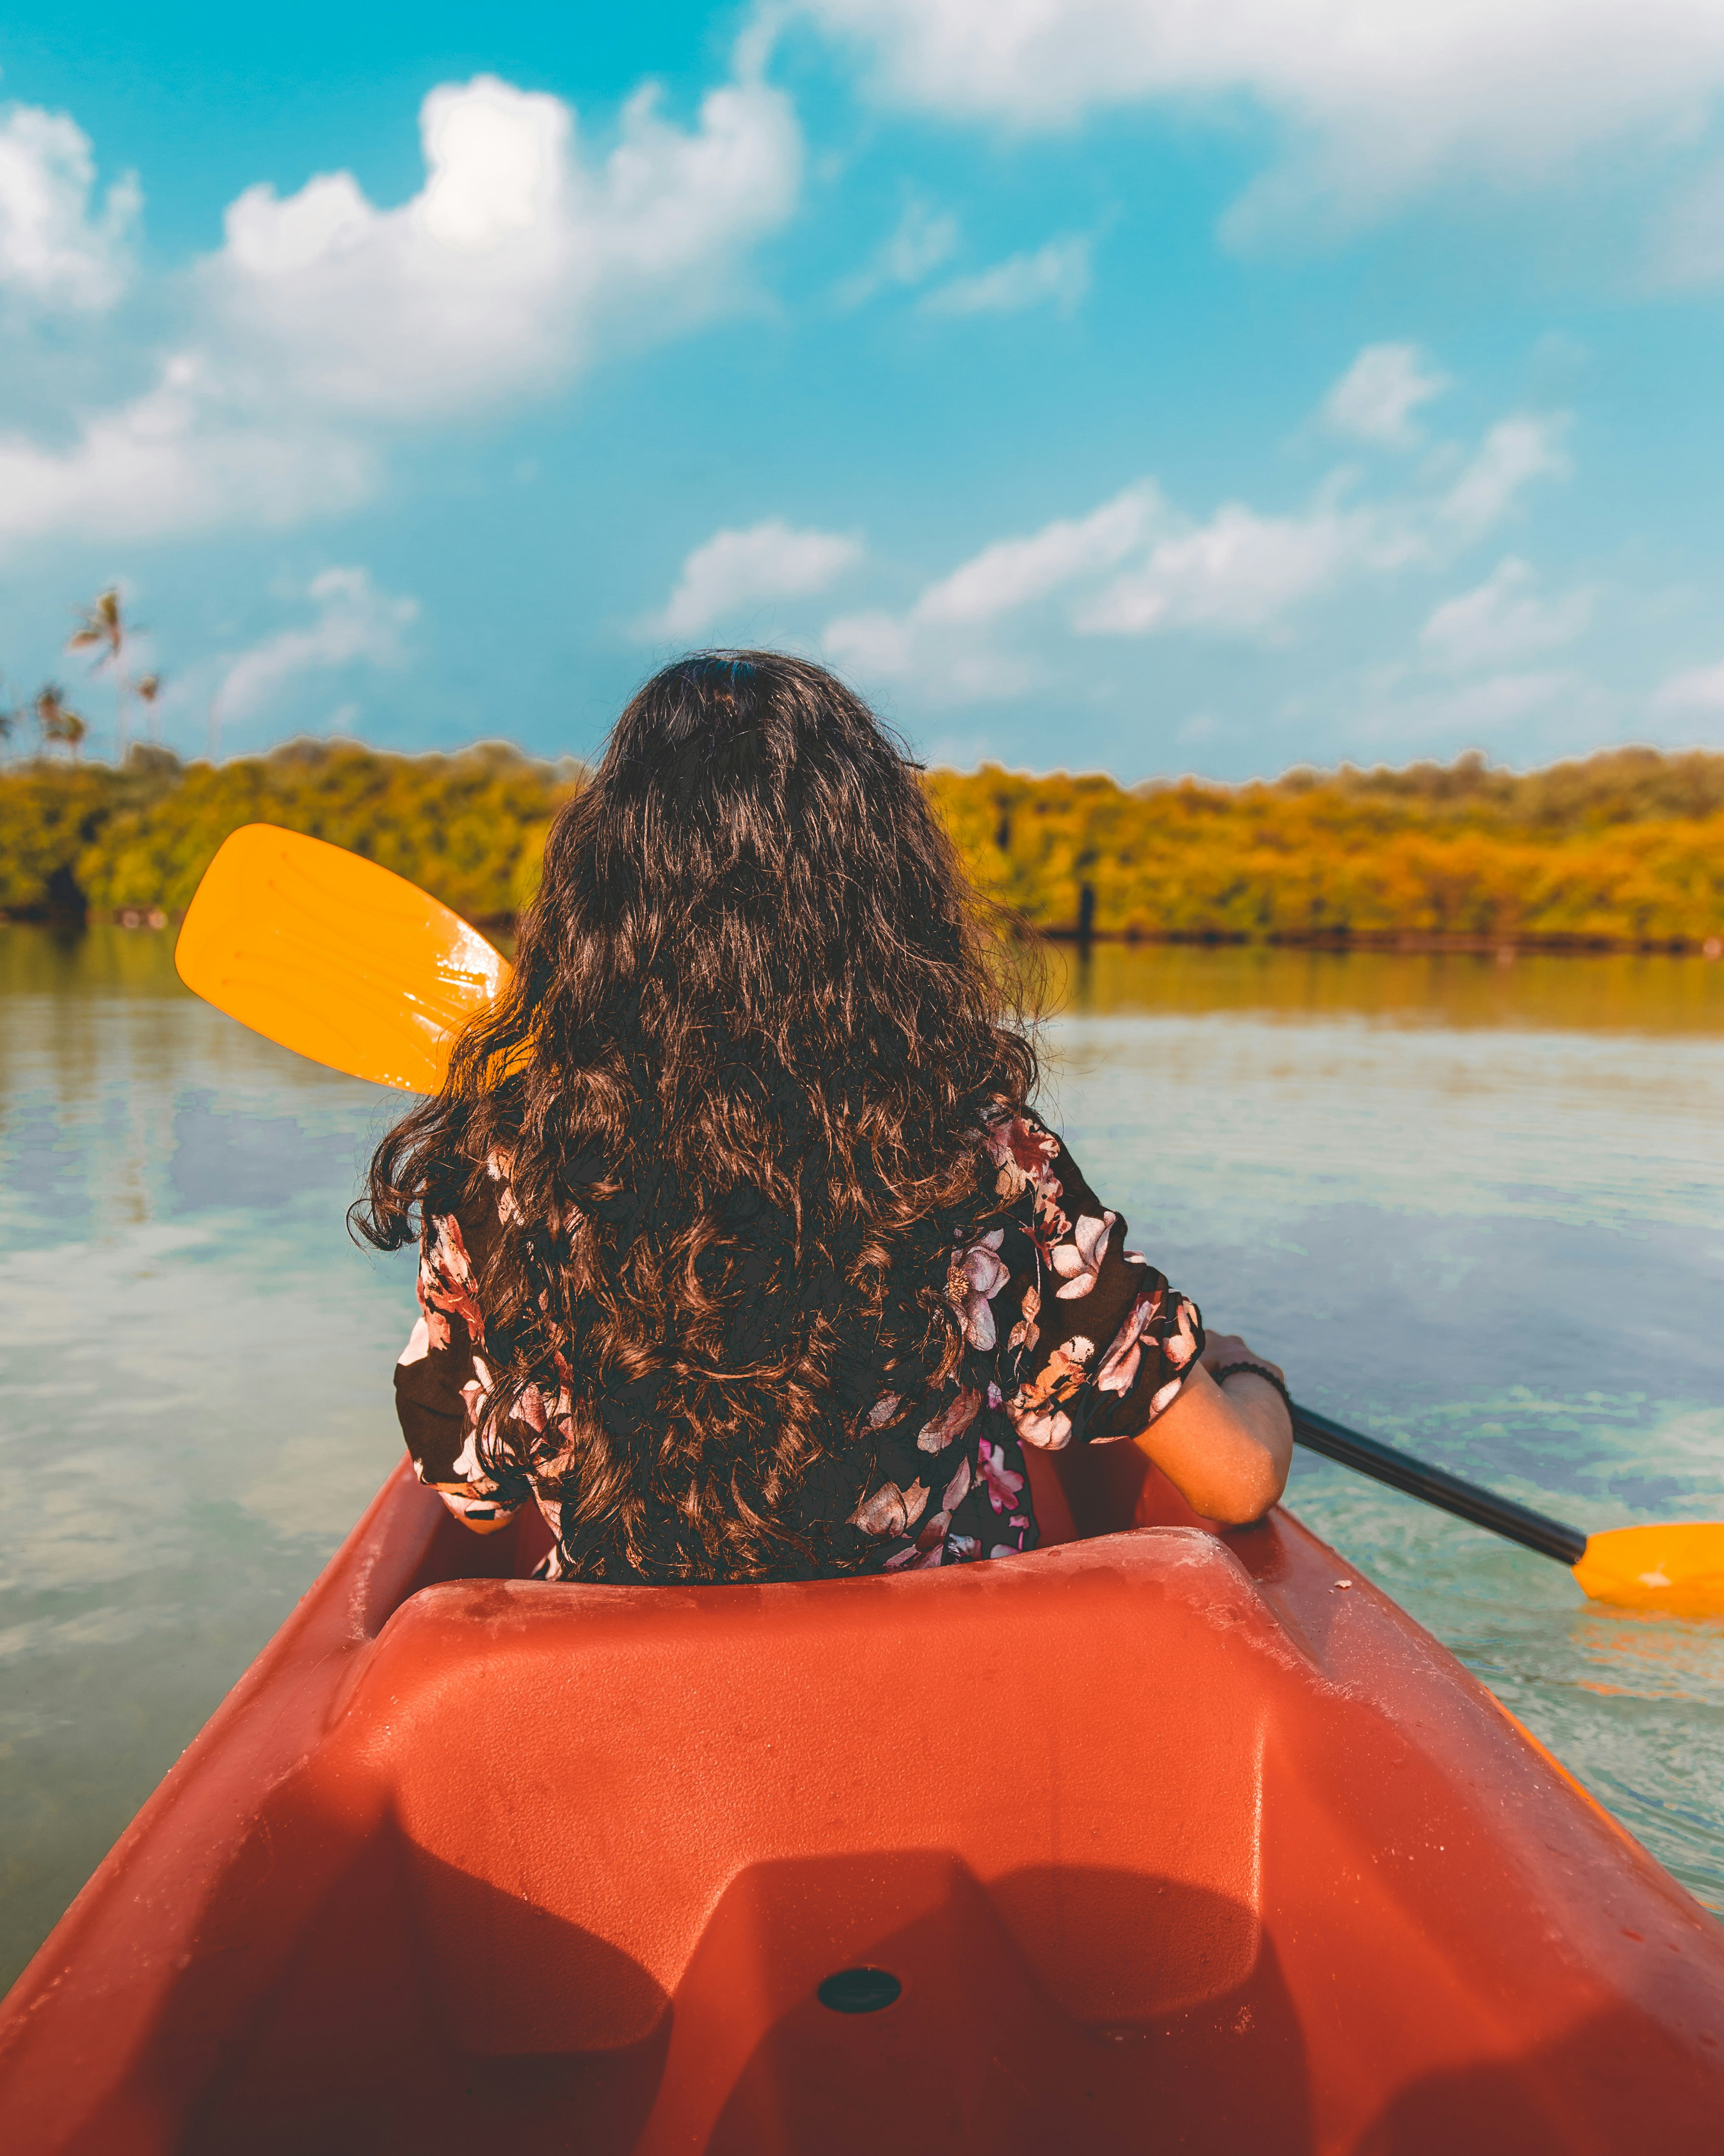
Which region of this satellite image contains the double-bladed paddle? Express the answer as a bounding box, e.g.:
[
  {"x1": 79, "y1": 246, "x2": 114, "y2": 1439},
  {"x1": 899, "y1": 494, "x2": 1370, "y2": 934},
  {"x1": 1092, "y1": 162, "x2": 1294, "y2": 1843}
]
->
[{"x1": 175, "y1": 821, "x2": 1724, "y2": 1616}]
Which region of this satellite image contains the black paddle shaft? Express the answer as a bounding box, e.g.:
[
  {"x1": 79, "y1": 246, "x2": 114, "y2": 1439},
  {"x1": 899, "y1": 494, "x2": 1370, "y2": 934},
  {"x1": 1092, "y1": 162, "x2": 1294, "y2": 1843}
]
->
[{"x1": 1290, "y1": 1404, "x2": 1589, "y2": 1568}]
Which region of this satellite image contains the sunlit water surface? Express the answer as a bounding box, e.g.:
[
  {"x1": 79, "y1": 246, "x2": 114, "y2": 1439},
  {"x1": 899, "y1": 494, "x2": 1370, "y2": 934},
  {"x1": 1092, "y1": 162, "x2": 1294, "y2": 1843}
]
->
[{"x1": 1, "y1": 928, "x2": 1721, "y2": 1986}]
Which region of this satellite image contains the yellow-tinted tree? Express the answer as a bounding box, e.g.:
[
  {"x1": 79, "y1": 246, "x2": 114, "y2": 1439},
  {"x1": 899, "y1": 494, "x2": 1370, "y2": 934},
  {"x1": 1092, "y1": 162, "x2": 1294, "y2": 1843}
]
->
[
  {"x1": 926, "y1": 750, "x2": 1724, "y2": 947},
  {"x1": 72, "y1": 740, "x2": 580, "y2": 920},
  {"x1": 3, "y1": 740, "x2": 1723, "y2": 946}
]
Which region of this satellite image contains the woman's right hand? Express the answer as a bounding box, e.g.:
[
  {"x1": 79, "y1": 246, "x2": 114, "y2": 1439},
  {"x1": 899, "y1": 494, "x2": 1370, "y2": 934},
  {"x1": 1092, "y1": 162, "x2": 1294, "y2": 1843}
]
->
[{"x1": 1200, "y1": 1330, "x2": 1287, "y2": 1391}]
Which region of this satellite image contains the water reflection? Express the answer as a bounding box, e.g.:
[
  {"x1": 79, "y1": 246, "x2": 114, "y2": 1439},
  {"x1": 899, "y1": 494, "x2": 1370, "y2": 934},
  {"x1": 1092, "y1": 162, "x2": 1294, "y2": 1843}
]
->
[
  {"x1": 0, "y1": 928, "x2": 1720, "y2": 1993},
  {"x1": 0, "y1": 926, "x2": 416, "y2": 1989},
  {"x1": 1044, "y1": 943, "x2": 1724, "y2": 1920},
  {"x1": 1058, "y1": 939, "x2": 1724, "y2": 1034}
]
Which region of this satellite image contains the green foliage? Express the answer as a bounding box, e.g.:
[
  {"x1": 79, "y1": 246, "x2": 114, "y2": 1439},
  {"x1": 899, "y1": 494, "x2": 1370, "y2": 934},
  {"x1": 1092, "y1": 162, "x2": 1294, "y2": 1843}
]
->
[
  {"x1": 2, "y1": 739, "x2": 1721, "y2": 945},
  {"x1": 0, "y1": 764, "x2": 119, "y2": 913},
  {"x1": 925, "y1": 750, "x2": 1724, "y2": 945},
  {"x1": 0, "y1": 740, "x2": 579, "y2": 921}
]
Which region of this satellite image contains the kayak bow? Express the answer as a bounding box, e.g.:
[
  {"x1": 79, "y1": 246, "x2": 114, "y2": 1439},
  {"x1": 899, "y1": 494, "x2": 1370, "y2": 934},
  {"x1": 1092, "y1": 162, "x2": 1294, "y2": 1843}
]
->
[{"x1": 0, "y1": 1444, "x2": 1720, "y2": 2154}]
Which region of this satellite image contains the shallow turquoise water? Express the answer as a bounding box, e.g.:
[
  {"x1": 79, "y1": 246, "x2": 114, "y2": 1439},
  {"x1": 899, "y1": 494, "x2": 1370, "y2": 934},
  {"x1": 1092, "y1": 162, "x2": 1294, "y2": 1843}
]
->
[{"x1": 0, "y1": 928, "x2": 1721, "y2": 1988}]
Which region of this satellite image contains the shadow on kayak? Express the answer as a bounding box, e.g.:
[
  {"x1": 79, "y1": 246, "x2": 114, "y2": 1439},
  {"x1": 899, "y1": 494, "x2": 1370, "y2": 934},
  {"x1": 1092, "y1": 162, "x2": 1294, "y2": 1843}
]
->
[{"x1": 181, "y1": 1849, "x2": 1310, "y2": 2155}]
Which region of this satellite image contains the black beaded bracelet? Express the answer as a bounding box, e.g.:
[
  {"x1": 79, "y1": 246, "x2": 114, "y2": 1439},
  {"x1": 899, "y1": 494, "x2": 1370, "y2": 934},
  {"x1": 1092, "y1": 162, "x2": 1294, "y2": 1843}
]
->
[{"x1": 1214, "y1": 1360, "x2": 1293, "y2": 1417}]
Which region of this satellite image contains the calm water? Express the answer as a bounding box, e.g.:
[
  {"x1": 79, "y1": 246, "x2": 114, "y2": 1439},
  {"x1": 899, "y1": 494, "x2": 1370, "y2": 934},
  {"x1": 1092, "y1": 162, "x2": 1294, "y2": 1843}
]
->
[{"x1": 1, "y1": 929, "x2": 1721, "y2": 1988}]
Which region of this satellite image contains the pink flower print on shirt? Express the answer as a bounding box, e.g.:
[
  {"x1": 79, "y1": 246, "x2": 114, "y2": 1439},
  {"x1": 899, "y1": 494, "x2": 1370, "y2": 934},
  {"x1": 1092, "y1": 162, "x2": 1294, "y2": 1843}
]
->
[
  {"x1": 989, "y1": 1509, "x2": 1032, "y2": 1557},
  {"x1": 987, "y1": 1113, "x2": 1071, "y2": 1244},
  {"x1": 1010, "y1": 1402, "x2": 1070, "y2": 1450},
  {"x1": 976, "y1": 1436, "x2": 1025, "y2": 1514},
  {"x1": 1096, "y1": 1285, "x2": 1167, "y2": 1397},
  {"x1": 1008, "y1": 1282, "x2": 1041, "y2": 1357},
  {"x1": 863, "y1": 1391, "x2": 902, "y2": 1431},
  {"x1": 458, "y1": 1353, "x2": 495, "y2": 1433},
  {"x1": 949, "y1": 1229, "x2": 1010, "y2": 1350},
  {"x1": 1030, "y1": 1169, "x2": 1071, "y2": 1247},
  {"x1": 986, "y1": 1111, "x2": 1060, "y2": 1190},
  {"x1": 1051, "y1": 1212, "x2": 1115, "y2": 1301},
  {"x1": 851, "y1": 1478, "x2": 931, "y2": 1539},
  {"x1": 416, "y1": 1285, "x2": 451, "y2": 1353},
  {"x1": 982, "y1": 1110, "x2": 1072, "y2": 1248},
  {"x1": 1165, "y1": 1293, "x2": 1202, "y2": 1370},
  {"x1": 917, "y1": 1387, "x2": 983, "y2": 1454},
  {"x1": 419, "y1": 1409, "x2": 522, "y2": 1537},
  {"x1": 883, "y1": 1534, "x2": 947, "y2": 1571},
  {"x1": 881, "y1": 1458, "x2": 972, "y2": 1569},
  {"x1": 485, "y1": 1148, "x2": 519, "y2": 1225},
  {"x1": 1006, "y1": 1335, "x2": 1095, "y2": 1450},
  {"x1": 422, "y1": 1213, "x2": 486, "y2": 1347}
]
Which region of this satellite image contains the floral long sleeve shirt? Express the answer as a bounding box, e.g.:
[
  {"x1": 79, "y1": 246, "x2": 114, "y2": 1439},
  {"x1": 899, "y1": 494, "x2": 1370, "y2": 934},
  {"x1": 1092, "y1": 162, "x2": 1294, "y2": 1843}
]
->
[{"x1": 393, "y1": 1109, "x2": 1204, "y2": 1580}]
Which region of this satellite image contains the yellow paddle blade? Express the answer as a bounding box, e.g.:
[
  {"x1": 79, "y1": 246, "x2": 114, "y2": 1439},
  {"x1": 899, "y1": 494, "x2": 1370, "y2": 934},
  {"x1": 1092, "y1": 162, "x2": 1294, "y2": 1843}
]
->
[
  {"x1": 1571, "y1": 1523, "x2": 1724, "y2": 1617},
  {"x1": 175, "y1": 824, "x2": 509, "y2": 1093}
]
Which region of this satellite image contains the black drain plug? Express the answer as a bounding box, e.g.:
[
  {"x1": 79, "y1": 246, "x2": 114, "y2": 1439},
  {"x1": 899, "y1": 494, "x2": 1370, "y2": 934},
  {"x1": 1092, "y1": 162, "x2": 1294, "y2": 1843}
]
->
[{"x1": 817, "y1": 1967, "x2": 902, "y2": 2014}]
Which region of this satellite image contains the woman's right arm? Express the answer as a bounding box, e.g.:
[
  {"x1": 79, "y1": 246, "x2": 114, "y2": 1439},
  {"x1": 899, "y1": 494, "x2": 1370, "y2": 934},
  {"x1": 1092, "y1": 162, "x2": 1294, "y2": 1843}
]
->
[
  {"x1": 1125, "y1": 1333, "x2": 1292, "y2": 1526},
  {"x1": 988, "y1": 1111, "x2": 1292, "y2": 1527}
]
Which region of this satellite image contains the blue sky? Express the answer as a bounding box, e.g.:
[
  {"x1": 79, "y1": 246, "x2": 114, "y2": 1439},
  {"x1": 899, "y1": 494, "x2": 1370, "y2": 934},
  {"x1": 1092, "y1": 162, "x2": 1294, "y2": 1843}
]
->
[{"x1": 4, "y1": 0, "x2": 1724, "y2": 780}]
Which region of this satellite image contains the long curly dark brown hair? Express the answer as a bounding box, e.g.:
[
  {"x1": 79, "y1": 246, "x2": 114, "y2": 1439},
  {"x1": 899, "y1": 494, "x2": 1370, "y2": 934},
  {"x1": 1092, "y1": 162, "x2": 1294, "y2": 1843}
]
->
[{"x1": 356, "y1": 652, "x2": 1038, "y2": 1582}]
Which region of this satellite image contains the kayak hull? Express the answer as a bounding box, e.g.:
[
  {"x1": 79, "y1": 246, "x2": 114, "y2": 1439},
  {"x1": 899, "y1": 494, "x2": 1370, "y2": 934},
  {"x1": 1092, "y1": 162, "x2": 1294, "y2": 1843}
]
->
[{"x1": 1, "y1": 1444, "x2": 1720, "y2": 2154}]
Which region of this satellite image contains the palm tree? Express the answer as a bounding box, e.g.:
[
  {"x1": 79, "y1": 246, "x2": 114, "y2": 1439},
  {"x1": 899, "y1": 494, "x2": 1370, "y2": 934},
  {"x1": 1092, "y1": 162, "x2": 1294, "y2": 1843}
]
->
[
  {"x1": 35, "y1": 684, "x2": 88, "y2": 761},
  {"x1": 0, "y1": 678, "x2": 17, "y2": 757},
  {"x1": 135, "y1": 671, "x2": 163, "y2": 743},
  {"x1": 68, "y1": 587, "x2": 130, "y2": 758}
]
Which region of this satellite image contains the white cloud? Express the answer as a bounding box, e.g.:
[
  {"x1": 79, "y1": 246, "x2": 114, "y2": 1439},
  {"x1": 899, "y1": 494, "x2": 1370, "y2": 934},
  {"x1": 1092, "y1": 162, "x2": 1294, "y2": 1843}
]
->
[
  {"x1": 1438, "y1": 416, "x2": 1572, "y2": 539},
  {"x1": 821, "y1": 609, "x2": 915, "y2": 679},
  {"x1": 1354, "y1": 667, "x2": 1579, "y2": 747},
  {"x1": 214, "y1": 569, "x2": 418, "y2": 727},
  {"x1": 1076, "y1": 501, "x2": 1376, "y2": 635},
  {"x1": 0, "y1": 102, "x2": 137, "y2": 310},
  {"x1": 1653, "y1": 158, "x2": 1724, "y2": 285},
  {"x1": 826, "y1": 481, "x2": 1163, "y2": 698},
  {"x1": 836, "y1": 195, "x2": 959, "y2": 306},
  {"x1": 1074, "y1": 419, "x2": 1566, "y2": 638},
  {"x1": 1323, "y1": 343, "x2": 1448, "y2": 447},
  {"x1": 820, "y1": 397, "x2": 1572, "y2": 702},
  {"x1": 823, "y1": 607, "x2": 1035, "y2": 700},
  {"x1": 0, "y1": 66, "x2": 800, "y2": 549},
  {"x1": 1653, "y1": 660, "x2": 1724, "y2": 713},
  {"x1": 921, "y1": 232, "x2": 1091, "y2": 317},
  {"x1": 208, "y1": 71, "x2": 801, "y2": 419},
  {"x1": 0, "y1": 355, "x2": 373, "y2": 548},
  {"x1": 914, "y1": 482, "x2": 1164, "y2": 625},
  {"x1": 1420, "y1": 558, "x2": 1591, "y2": 669},
  {"x1": 650, "y1": 519, "x2": 863, "y2": 638},
  {"x1": 1432, "y1": 671, "x2": 1572, "y2": 727},
  {"x1": 786, "y1": 0, "x2": 1724, "y2": 231}
]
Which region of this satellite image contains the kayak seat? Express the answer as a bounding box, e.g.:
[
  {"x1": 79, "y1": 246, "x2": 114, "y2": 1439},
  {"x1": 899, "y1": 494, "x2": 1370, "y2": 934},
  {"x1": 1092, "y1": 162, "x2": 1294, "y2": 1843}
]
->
[{"x1": 189, "y1": 1525, "x2": 1306, "y2": 2155}]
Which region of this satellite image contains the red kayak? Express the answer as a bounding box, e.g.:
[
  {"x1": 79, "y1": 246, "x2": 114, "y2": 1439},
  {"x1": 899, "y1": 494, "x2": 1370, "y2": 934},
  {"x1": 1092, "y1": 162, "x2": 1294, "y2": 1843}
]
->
[{"x1": 1, "y1": 1442, "x2": 1720, "y2": 2154}]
